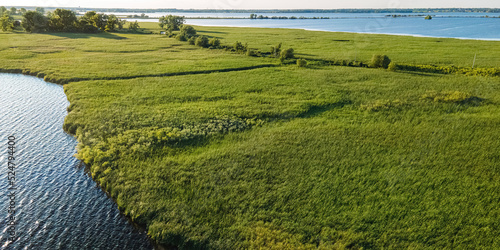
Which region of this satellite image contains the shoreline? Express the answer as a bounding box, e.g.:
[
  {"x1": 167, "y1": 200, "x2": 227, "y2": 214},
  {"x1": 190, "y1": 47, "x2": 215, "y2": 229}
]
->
[{"x1": 182, "y1": 23, "x2": 500, "y2": 42}]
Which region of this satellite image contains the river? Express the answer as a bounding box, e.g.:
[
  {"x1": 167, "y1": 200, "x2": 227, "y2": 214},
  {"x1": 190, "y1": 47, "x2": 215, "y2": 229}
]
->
[
  {"x1": 0, "y1": 74, "x2": 153, "y2": 249},
  {"x1": 122, "y1": 12, "x2": 500, "y2": 40}
]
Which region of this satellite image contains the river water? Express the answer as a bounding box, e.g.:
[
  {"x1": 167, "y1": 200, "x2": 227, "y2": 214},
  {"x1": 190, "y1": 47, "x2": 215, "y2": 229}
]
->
[
  {"x1": 0, "y1": 74, "x2": 153, "y2": 249},
  {"x1": 123, "y1": 12, "x2": 500, "y2": 40}
]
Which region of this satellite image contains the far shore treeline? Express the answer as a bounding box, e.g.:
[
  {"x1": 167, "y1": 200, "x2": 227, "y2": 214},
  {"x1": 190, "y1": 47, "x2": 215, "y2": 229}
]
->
[{"x1": 0, "y1": 7, "x2": 143, "y2": 33}]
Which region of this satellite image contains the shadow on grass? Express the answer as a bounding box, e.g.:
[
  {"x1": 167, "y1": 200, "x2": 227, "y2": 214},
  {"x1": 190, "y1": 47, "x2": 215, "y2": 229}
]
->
[
  {"x1": 398, "y1": 70, "x2": 440, "y2": 77},
  {"x1": 197, "y1": 30, "x2": 228, "y2": 34},
  {"x1": 298, "y1": 100, "x2": 352, "y2": 118},
  {"x1": 47, "y1": 32, "x2": 128, "y2": 40}
]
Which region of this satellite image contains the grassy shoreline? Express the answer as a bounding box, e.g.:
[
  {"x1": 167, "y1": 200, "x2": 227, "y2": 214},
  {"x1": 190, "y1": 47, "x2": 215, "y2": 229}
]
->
[{"x1": 1, "y1": 25, "x2": 500, "y2": 248}]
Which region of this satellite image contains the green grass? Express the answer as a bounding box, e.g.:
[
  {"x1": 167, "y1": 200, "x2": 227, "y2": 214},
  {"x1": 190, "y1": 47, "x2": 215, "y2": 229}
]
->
[
  {"x1": 1, "y1": 25, "x2": 500, "y2": 249},
  {"x1": 0, "y1": 31, "x2": 270, "y2": 81}
]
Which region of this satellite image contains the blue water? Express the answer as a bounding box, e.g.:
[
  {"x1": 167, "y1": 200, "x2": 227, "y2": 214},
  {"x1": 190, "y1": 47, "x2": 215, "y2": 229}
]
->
[
  {"x1": 0, "y1": 74, "x2": 153, "y2": 249},
  {"x1": 124, "y1": 12, "x2": 500, "y2": 40}
]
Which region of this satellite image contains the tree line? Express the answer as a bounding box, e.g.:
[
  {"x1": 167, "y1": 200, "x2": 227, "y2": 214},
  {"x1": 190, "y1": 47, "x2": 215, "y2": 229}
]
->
[{"x1": 0, "y1": 7, "x2": 140, "y2": 33}]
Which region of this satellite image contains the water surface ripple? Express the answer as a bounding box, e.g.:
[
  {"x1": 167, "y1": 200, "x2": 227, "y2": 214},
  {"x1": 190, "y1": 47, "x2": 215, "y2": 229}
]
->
[{"x1": 0, "y1": 74, "x2": 153, "y2": 249}]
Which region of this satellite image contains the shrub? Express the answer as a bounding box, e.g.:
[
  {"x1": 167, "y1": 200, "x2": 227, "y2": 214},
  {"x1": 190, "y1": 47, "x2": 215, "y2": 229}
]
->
[
  {"x1": 129, "y1": 21, "x2": 140, "y2": 32},
  {"x1": 297, "y1": 59, "x2": 307, "y2": 67},
  {"x1": 179, "y1": 25, "x2": 196, "y2": 38},
  {"x1": 279, "y1": 48, "x2": 294, "y2": 62},
  {"x1": 209, "y1": 37, "x2": 221, "y2": 48},
  {"x1": 370, "y1": 54, "x2": 391, "y2": 69},
  {"x1": 387, "y1": 62, "x2": 398, "y2": 71},
  {"x1": 188, "y1": 36, "x2": 196, "y2": 45},
  {"x1": 246, "y1": 49, "x2": 256, "y2": 57},
  {"x1": 271, "y1": 43, "x2": 282, "y2": 58},
  {"x1": 234, "y1": 41, "x2": 246, "y2": 52},
  {"x1": 195, "y1": 35, "x2": 209, "y2": 48},
  {"x1": 176, "y1": 34, "x2": 187, "y2": 41}
]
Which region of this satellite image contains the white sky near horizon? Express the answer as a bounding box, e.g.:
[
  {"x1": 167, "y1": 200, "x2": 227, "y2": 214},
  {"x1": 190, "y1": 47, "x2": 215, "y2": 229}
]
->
[{"x1": 0, "y1": 0, "x2": 499, "y2": 9}]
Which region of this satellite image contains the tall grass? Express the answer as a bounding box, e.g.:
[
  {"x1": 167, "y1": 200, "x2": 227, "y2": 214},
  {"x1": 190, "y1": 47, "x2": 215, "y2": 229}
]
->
[{"x1": 1, "y1": 25, "x2": 499, "y2": 248}]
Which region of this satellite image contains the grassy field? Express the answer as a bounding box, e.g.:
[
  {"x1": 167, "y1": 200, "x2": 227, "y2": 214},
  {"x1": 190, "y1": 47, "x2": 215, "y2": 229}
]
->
[{"x1": 2, "y1": 25, "x2": 500, "y2": 249}]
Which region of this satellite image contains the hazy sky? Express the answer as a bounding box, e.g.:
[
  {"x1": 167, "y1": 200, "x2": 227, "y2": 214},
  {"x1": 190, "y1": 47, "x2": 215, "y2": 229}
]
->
[{"x1": 1, "y1": 0, "x2": 499, "y2": 9}]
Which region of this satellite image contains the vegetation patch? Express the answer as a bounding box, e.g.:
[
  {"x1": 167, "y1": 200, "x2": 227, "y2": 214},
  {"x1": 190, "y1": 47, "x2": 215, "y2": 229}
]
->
[{"x1": 421, "y1": 91, "x2": 484, "y2": 105}]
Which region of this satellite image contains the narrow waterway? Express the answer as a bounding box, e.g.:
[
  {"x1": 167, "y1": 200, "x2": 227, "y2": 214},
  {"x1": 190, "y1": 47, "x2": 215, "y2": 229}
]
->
[{"x1": 0, "y1": 74, "x2": 153, "y2": 249}]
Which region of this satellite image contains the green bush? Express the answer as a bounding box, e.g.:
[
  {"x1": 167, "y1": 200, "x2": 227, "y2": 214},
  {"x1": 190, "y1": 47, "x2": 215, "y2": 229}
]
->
[
  {"x1": 297, "y1": 59, "x2": 307, "y2": 67},
  {"x1": 370, "y1": 54, "x2": 391, "y2": 69},
  {"x1": 271, "y1": 43, "x2": 282, "y2": 58},
  {"x1": 246, "y1": 49, "x2": 256, "y2": 57},
  {"x1": 209, "y1": 37, "x2": 221, "y2": 48},
  {"x1": 387, "y1": 62, "x2": 398, "y2": 71},
  {"x1": 195, "y1": 35, "x2": 209, "y2": 48},
  {"x1": 234, "y1": 41, "x2": 246, "y2": 52},
  {"x1": 179, "y1": 25, "x2": 196, "y2": 38},
  {"x1": 188, "y1": 36, "x2": 196, "y2": 45},
  {"x1": 176, "y1": 34, "x2": 187, "y2": 41},
  {"x1": 279, "y1": 48, "x2": 294, "y2": 62}
]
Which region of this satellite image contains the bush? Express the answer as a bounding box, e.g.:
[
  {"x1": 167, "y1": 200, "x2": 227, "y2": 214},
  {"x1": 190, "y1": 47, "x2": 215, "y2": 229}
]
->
[
  {"x1": 179, "y1": 25, "x2": 196, "y2": 38},
  {"x1": 234, "y1": 41, "x2": 246, "y2": 52},
  {"x1": 246, "y1": 49, "x2": 256, "y2": 57},
  {"x1": 387, "y1": 62, "x2": 398, "y2": 71},
  {"x1": 188, "y1": 36, "x2": 196, "y2": 45},
  {"x1": 176, "y1": 34, "x2": 187, "y2": 41},
  {"x1": 297, "y1": 59, "x2": 307, "y2": 67},
  {"x1": 279, "y1": 48, "x2": 294, "y2": 62},
  {"x1": 195, "y1": 35, "x2": 209, "y2": 48},
  {"x1": 209, "y1": 37, "x2": 220, "y2": 48},
  {"x1": 271, "y1": 43, "x2": 282, "y2": 58},
  {"x1": 370, "y1": 54, "x2": 391, "y2": 69}
]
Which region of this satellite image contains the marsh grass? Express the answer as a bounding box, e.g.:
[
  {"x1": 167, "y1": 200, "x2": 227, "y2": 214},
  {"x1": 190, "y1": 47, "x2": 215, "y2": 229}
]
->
[{"x1": 1, "y1": 25, "x2": 499, "y2": 249}]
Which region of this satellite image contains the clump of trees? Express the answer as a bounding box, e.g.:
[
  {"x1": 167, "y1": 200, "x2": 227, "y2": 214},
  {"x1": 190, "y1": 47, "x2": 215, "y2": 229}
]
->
[
  {"x1": 21, "y1": 11, "x2": 47, "y2": 32},
  {"x1": 159, "y1": 15, "x2": 185, "y2": 33},
  {"x1": 18, "y1": 8, "x2": 126, "y2": 33},
  {"x1": 370, "y1": 54, "x2": 391, "y2": 69}
]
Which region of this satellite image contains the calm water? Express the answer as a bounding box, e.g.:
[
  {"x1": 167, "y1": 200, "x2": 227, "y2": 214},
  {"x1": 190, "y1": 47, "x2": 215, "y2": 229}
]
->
[
  {"x1": 0, "y1": 74, "x2": 153, "y2": 249},
  {"x1": 124, "y1": 12, "x2": 500, "y2": 40}
]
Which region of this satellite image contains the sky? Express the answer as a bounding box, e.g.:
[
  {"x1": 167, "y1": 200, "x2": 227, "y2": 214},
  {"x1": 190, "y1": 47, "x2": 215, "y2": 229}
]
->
[{"x1": 1, "y1": 0, "x2": 499, "y2": 9}]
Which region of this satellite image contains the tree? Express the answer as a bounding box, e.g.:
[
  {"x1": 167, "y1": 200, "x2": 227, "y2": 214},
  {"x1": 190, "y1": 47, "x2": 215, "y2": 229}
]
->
[
  {"x1": 48, "y1": 9, "x2": 78, "y2": 32},
  {"x1": 159, "y1": 15, "x2": 184, "y2": 32},
  {"x1": 0, "y1": 13, "x2": 14, "y2": 31},
  {"x1": 105, "y1": 14, "x2": 120, "y2": 32},
  {"x1": 77, "y1": 11, "x2": 100, "y2": 33},
  {"x1": 20, "y1": 8, "x2": 27, "y2": 15},
  {"x1": 129, "y1": 21, "x2": 140, "y2": 32},
  {"x1": 35, "y1": 7, "x2": 45, "y2": 15},
  {"x1": 0, "y1": 6, "x2": 6, "y2": 15},
  {"x1": 22, "y1": 11, "x2": 48, "y2": 33},
  {"x1": 10, "y1": 7, "x2": 16, "y2": 14}
]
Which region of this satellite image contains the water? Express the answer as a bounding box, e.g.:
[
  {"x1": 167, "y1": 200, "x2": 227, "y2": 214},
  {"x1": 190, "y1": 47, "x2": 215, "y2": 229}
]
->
[
  {"x1": 124, "y1": 12, "x2": 500, "y2": 40},
  {"x1": 0, "y1": 74, "x2": 153, "y2": 249}
]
